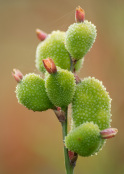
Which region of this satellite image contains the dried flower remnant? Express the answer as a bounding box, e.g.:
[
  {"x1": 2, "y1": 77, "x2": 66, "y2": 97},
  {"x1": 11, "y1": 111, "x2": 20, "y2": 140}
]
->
[
  {"x1": 75, "y1": 6, "x2": 85, "y2": 23},
  {"x1": 12, "y1": 69, "x2": 23, "y2": 83},
  {"x1": 100, "y1": 128, "x2": 118, "y2": 139},
  {"x1": 42, "y1": 58, "x2": 57, "y2": 74},
  {"x1": 36, "y1": 29, "x2": 47, "y2": 41}
]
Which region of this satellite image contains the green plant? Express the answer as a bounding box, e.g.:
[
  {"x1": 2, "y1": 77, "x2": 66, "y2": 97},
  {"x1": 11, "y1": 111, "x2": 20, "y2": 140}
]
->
[{"x1": 12, "y1": 6, "x2": 118, "y2": 174}]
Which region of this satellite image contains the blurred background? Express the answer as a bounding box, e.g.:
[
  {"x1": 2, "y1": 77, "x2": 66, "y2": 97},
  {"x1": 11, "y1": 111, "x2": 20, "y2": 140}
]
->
[{"x1": 0, "y1": 0, "x2": 124, "y2": 173}]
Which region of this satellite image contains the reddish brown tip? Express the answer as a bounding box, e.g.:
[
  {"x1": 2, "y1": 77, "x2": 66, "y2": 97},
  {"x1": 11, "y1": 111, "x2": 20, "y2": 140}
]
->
[
  {"x1": 12, "y1": 69, "x2": 23, "y2": 83},
  {"x1": 68, "y1": 150, "x2": 78, "y2": 167},
  {"x1": 100, "y1": 128, "x2": 118, "y2": 139},
  {"x1": 74, "y1": 74, "x2": 81, "y2": 84},
  {"x1": 57, "y1": 107, "x2": 61, "y2": 111},
  {"x1": 36, "y1": 29, "x2": 47, "y2": 41},
  {"x1": 54, "y1": 107, "x2": 66, "y2": 123},
  {"x1": 42, "y1": 58, "x2": 57, "y2": 74},
  {"x1": 75, "y1": 6, "x2": 85, "y2": 23}
]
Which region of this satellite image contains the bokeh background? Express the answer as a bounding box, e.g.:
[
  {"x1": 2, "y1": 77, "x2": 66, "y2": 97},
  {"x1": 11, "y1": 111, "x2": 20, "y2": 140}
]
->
[{"x1": 0, "y1": 0, "x2": 124, "y2": 173}]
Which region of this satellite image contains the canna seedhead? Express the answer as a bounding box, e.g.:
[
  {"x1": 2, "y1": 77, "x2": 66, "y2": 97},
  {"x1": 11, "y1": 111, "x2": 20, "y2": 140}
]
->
[{"x1": 13, "y1": 5, "x2": 117, "y2": 165}]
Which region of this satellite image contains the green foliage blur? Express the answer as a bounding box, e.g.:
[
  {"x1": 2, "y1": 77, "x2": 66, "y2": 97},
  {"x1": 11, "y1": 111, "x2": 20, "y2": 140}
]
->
[{"x1": 0, "y1": 0, "x2": 124, "y2": 173}]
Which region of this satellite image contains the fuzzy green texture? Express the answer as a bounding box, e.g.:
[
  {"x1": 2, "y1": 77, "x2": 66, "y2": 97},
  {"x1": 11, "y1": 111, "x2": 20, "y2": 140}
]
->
[
  {"x1": 65, "y1": 122, "x2": 102, "y2": 157},
  {"x1": 45, "y1": 67, "x2": 76, "y2": 107},
  {"x1": 16, "y1": 73, "x2": 53, "y2": 111},
  {"x1": 65, "y1": 20, "x2": 97, "y2": 60},
  {"x1": 72, "y1": 77, "x2": 111, "y2": 130},
  {"x1": 36, "y1": 30, "x2": 71, "y2": 73}
]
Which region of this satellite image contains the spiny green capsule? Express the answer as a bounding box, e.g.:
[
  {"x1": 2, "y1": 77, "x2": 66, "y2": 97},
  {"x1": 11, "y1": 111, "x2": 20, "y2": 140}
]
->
[
  {"x1": 16, "y1": 73, "x2": 54, "y2": 111},
  {"x1": 36, "y1": 30, "x2": 71, "y2": 73},
  {"x1": 65, "y1": 21, "x2": 97, "y2": 60},
  {"x1": 65, "y1": 122, "x2": 102, "y2": 157},
  {"x1": 45, "y1": 67, "x2": 76, "y2": 107},
  {"x1": 72, "y1": 77, "x2": 112, "y2": 130}
]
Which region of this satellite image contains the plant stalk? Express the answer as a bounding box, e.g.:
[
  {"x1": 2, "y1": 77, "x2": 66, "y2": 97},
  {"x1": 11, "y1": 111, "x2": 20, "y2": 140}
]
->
[{"x1": 62, "y1": 107, "x2": 74, "y2": 174}]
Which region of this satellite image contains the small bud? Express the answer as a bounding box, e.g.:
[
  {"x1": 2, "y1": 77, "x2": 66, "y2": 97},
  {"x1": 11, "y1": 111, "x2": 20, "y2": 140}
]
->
[
  {"x1": 12, "y1": 69, "x2": 23, "y2": 83},
  {"x1": 42, "y1": 58, "x2": 57, "y2": 74},
  {"x1": 100, "y1": 128, "x2": 118, "y2": 139},
  {"x1": 36, "y1": 29, "x2": 47, "y2": 41},
  {"x1": 68, "y1": 150, "x2": 78, "y2": 167},
  {"x1": 74, "y1": 74, "x2": 81, "y2": 84},
  {"x1": 57, "y1": 107, "x2": 61, "y2": 111},
  {"x1": 75, "y1": 6, "x2": 85, "y2": 23},
  {"x1": 54, "y1": 107, "x2": 66, "y2": 123}
]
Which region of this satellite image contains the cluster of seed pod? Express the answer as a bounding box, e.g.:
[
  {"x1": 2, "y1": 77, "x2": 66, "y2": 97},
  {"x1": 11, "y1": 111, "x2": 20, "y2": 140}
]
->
[{"x1": 13, "y1": 6, "x2": 117, "y2": 158}]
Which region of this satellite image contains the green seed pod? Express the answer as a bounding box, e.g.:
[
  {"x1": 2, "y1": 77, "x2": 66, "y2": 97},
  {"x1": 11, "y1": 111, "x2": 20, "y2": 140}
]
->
[
  {"x1": 65, "y1": 122, "x2": 102, "y2": 157},
  {"x1": 72, "y1": 77, "x2": 112, "y2": 130},
  {"x1": 65, "y1": 21, "x2": 97, "y2": 60},
  {"x1": 45, "y1": 67, "x2": 76, "y2": 107},
  {"x1": 36, "y1": 30, "x2": 71, "y2": 73},
  {"x1": 16, "y1": 73, "x2": 54, "y2": 111}
]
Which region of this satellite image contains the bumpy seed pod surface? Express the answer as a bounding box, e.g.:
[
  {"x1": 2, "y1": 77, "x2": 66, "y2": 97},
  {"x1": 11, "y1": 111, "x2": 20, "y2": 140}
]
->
[
  {"x1": 16, "y1": 73, "x2": 54, "y2": 111},
  {"x1": 45, "y1": 67, "x2": 76, "y2": 107},
  {"x1": 36, "y1": 30, "x2": 71, "y2": 73},
  {"x1": 65, "y1": 122, "x2": 102, "y2": 157},
  {"x1": 65, "y1": 20, "x2": 97, "y2": 60},
  {"x1": 72, "y1": 77, "x2": 111, "y2": 130}
]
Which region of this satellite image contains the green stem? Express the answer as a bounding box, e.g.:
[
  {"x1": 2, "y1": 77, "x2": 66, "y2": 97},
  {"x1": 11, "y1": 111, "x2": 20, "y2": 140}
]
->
[{"x1": 62, "y1": 107, "x2": 74, "y2": 174}]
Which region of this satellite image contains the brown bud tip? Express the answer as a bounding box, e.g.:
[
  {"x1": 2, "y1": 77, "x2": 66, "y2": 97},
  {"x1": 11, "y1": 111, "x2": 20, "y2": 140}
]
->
[
  {"x1": 57, "y1": 107, "x2": 61, "y2": 111},
  {"x1": 75, "y1": 6, "x2": 85, "y2": 23},
  {"x1": 54, "y1": 107, "x2": 66, "y2": 123},
  {"x1": 68, "y1": 150, "x2": 78, "y2": 167},
  {"x1": 74, "y1": 74, "x2": 81, "y2": 84},
  {"x1": 12, "y1": 69, "x2": 23, "y2": 83},
  {"x1": 42, "y1": 58, "x2": 57, "y2": 74},
  {"x1": 36, "y1": 29, "x2": 47, "y2": 41},
  {"x1": 100, "y1": 128, "x2": 118, "y2": 139}
]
